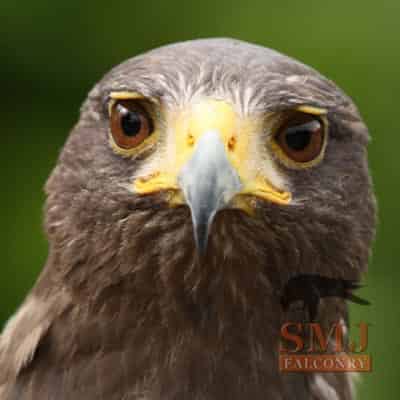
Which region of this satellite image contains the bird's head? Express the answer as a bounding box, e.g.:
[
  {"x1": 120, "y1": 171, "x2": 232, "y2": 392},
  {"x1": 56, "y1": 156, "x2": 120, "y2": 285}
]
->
[{"x1": 44, "y1": 39, "x2": 375, "y2": 299}]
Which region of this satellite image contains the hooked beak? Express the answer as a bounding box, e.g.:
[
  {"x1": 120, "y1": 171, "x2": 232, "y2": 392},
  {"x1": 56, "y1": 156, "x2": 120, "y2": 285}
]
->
[
  {"x1": 178, "y1": 131, "x2": 242, "y2": 253},
  {"x1": 132, "y1": 99, "x2": 292, "y2": 255}
]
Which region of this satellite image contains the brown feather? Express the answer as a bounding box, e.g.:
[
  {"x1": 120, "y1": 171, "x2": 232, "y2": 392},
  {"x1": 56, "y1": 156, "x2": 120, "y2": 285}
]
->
[{"x1": 0, "y1": 38, "x2": 376, "y2": 400}]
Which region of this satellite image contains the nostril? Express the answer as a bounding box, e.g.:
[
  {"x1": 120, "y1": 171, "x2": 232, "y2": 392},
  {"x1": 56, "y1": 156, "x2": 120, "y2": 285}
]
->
[
  {"x1": 228, "y1": 136, "x2": 236, "y2": 151},
  {"x1": 187, "y1": 133, "x2": 195, "y2": 147}
]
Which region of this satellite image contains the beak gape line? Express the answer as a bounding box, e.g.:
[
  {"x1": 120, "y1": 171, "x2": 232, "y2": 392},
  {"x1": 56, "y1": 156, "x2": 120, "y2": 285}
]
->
[{"x1": 178, "y1": 131, "x2": 242, "y2": 254}]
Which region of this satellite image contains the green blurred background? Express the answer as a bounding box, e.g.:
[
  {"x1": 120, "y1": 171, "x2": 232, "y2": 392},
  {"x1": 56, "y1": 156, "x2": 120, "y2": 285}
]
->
[{"x1": 1, "y1": 0, "x2": 398, "y2": 398}]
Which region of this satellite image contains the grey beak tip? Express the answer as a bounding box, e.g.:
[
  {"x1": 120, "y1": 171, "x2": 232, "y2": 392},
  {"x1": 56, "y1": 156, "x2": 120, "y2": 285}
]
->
[
  {"x1": 194, "y1": 222, "x2": 209, "y2": 255},
  {"x1": 192, "y1": 209, "x2": 215, "y2": 256}
]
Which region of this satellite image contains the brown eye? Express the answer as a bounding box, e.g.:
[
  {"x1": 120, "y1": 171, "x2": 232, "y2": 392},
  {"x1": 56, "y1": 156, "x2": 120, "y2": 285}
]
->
[
  {"x1": 110, "y1": 100, "x2": 154, "y2": 149},
  {"x1": 275, "y1": 113, "x2": 325, "y2": 163}
]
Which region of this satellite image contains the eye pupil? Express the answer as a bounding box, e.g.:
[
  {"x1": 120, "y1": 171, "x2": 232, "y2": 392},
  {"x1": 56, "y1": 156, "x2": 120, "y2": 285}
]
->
[
  {"x1": 285, "y1": 126, "x2": 312, "y2": 151},
  {"x1": 121, "y1": 110, "x2": 142, "y2": 136}
]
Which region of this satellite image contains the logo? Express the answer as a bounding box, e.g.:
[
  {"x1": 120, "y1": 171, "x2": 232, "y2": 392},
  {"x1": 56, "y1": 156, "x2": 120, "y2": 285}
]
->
[
  {"x1": 279, "y1": 321, "x2": 371, "y2": 372},
  {"x1": 279, "y1": 274, "x2": 371, "y2": 373}
]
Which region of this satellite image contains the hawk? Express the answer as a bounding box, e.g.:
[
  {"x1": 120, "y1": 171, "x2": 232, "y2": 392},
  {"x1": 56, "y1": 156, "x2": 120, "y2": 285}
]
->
[{"x1": 0, "y1": 38, "x2": 376, "y2": 399}]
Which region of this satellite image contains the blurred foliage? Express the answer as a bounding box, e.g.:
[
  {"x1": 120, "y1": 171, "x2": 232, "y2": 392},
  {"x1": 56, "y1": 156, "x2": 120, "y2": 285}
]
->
[{"x1": 0, "y1": 0, "x2": 398, "y2": 398}]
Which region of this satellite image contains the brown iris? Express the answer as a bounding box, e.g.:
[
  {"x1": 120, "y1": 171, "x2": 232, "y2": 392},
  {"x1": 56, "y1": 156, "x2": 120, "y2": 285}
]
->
[
  {"x1": 110, "y1": 100, "x2": 154, "y2": 149},
  {"x1": 274, "y1": 112, "x2": 325, "y2": 163}
]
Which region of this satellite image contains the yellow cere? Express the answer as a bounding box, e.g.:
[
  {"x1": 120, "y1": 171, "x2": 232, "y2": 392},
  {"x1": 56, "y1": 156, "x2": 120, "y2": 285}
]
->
[{"x1": 133, "y1": 98, "x2": 292, "y2": 207}]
